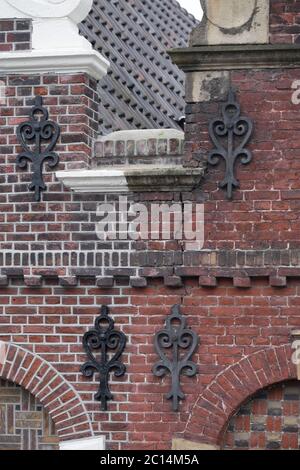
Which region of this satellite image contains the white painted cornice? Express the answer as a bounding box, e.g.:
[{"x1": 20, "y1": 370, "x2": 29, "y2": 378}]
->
[
  {"x1": 0, "y1": 0, "x2": 109, "y2": 81},
  {"x1": 56, "y1": 165, "x2": 205, "y2": 193},
  {"x1": 0, "y1": 49, "x2": 109, "y2": 81}
]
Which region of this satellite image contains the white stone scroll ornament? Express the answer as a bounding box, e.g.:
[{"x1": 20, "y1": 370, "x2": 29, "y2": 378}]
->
[
  {"x1": 0, "y1": 0, "x2": 109, "y2": 80},
  {"x1": 2, "y1": 0, "x2": 94, "y2": 51},
  {"x1": 191, "y1": 0, "x2": 269, "y2": 45},
  {"x1": 3, "y1": 0, "x2": 93, "y2": 22}
]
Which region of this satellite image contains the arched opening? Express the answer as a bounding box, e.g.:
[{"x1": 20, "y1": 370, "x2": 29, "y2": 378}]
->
[
  {"x1": 222, "y1": 380, "x2": 300, "y2": 450},
  {"x1": 0, "y1": 342, "x2": 93, "y2": 442},
  {"x1": 0, "y1": 378, "x2": 59, "y2": 450},
  {"x1": 181, "y1": 345, "x2": 296, "y2": 447}
]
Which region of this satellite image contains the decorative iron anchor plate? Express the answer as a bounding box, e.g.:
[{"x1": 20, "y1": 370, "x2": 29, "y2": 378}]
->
[
  {"x1": 16, "y1": 96, "x2": 60, "y2": 202},
  {"x1": 81, "y1": 305, "x2": 127, "y2": 411},
  {"x1": 208, "y1": 88, "x2": 253, "y2": 199},
  {"x1": 153, "y1": 304, "x2": 199, "y2": 411}
]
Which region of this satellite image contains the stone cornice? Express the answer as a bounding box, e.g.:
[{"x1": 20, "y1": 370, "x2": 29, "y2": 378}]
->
[
  {"x1": 56, "y1": 165, "x2": 205, "y2": 193},
  {"x1": 169, "y1": 44, "x2": 300, "y2": 72},
  {"x1": 0, "y1": 49, "x2": 109, "y2": 81}
]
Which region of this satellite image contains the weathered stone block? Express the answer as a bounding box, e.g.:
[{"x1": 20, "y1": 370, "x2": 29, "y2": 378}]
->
[
  {"x1": 190, "y1": 0, "x2": 269, "y2": 46},
  {"x1": 186, "y1": 71, "x2": 230, "y2": 103}
]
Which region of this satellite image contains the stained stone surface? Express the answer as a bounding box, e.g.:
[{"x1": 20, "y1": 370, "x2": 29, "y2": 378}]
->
[{"x1": 190, "y1": 0, "x2": 269, "y2": 46}]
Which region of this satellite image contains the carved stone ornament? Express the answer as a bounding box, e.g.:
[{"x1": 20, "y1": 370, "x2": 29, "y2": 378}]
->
[{"x1": 190, "y1": 0, "x2": 269, "y2": 46}]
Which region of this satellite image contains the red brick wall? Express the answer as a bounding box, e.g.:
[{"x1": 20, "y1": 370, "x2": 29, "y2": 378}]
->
[
  {"x1": 185, "y1": 68, "x2": 300, "y2": 251},
  {"x1": 0, "y1": 19, "x2": 31, "y2": 52},
  {"x1": 0, "y1": 277, "x2": 298, "y2": 449},
  {"x1": 1, "y1": 11, "x2": 300, "y2": 451},
  {"x1": 0, "y1": 72, "x2": 98, "y2": 170},
  {"x1": 270, "y1": 0, "x2": 300, "y2": 44}
]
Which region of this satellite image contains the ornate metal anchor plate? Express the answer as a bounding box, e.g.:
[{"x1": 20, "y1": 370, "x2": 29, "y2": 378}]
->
[
  {"x1": 153, "y1": 304, "x2": 199, "y2": 411},
  {"x1": 208, "y1": 88, "x2": 253, "y2": 199},
  {"x1": 81, "y1": 305, "x2": 127, "y2": 411},
  {"x1": 16, "y1": 96, "x2": 60, "y2": 202}
]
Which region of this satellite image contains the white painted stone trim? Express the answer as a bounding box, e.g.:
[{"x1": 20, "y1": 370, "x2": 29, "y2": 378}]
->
[
  {"x1": 0, "y1": 49, "x2": 109, "y2": 81},
  {"x1": 59, "y1": 435, "x2": 105, "y2": 451},
  {"x1": 57, "y1": 168, "x2": 129, "y2": 193},
  {"x1": 56, "y1": 165, "x2": 205, "y2": 193}
]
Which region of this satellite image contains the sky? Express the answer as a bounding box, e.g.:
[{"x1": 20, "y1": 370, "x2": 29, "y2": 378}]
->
[{"x1": 177, "y1": 0, "x2": 203, "y2": 20}]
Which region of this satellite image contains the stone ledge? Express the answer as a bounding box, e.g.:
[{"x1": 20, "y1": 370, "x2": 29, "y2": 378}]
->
[
  {"x1": 172, "y1": 438, "x2": 219, "y2": 450},
  {"x1": 170, "y1": 44, "x2": 300, "y2": 72},
  {"x1": 56, "y1": 165, "x2": 204, "y2": 193},
  {"x1": 0, "y1": 49, "x2": 109, "y2": 81}
]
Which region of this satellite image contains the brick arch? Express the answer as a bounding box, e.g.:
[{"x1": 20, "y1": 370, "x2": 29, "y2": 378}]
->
[
  {"x1": 0, "y1": 341, "x2": 93, "y2": 442},
  {"x1": 183, "y1": 345, "x2": 296, "y2": 446}
]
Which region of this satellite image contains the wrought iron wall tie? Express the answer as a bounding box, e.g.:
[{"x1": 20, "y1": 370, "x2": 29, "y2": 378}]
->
[
  {"x1": 81, "y1": 305, "x2": 127, "y2": 411},
  {"x1": 16, "y1": 96, "x2": 60, "y2": 202},
  {"x1": 153, "y1": 304, "x2": 199, "y2": 411},
  {"x1": 208, "y1": 88, "x2": 254, "y2": 199}
]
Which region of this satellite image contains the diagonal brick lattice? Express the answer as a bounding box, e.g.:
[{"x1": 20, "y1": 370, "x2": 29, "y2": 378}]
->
[{"x1": 0, "y1": 379, "x2": 58, "y2": 450}]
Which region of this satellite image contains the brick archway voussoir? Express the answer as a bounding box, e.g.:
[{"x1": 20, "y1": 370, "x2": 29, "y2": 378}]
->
[
  {"x1": 179, "y1": 345, "x2": 296, "y2": 448},
  {"x1": 0, "y1": 341, "x2": 93, "y2": 441}
]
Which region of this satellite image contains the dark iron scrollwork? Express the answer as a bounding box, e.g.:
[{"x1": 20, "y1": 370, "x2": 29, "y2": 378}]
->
[
  {"x1": 153, "y1": 304, "x2": 199, "y2": 411},
  {"x1": 81, "y1": 305, "x2": 127, "y2": 411},
  {"x1": 16, "y1": 96, "x2": 60, "y2": 202},
  {"x1": 208, "y1": 88, "x2": 253, "y2": 199}
]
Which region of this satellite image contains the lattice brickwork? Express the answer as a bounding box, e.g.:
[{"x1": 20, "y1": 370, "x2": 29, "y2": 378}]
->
[
  {"x1": 223, "y1": 381, "x2": 300, "y2": 450},
  {"x1": 0, "y1": 378, "x2": 58, "y2": 450}
]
